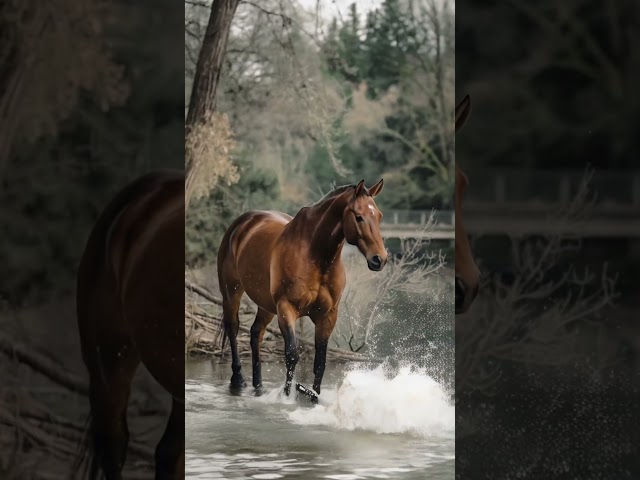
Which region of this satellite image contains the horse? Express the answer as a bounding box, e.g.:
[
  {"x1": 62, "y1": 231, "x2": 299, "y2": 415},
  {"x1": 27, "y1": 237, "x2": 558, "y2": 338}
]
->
[
  {"x1": 455, "y1": 95, "x2": 481, "y2": 314},
  {"x1": 76, "y1": 169, "x2": 184, "y2": 480},
  {"x1": 217, "y1": 179, "x2": 388, "y2": 398}
]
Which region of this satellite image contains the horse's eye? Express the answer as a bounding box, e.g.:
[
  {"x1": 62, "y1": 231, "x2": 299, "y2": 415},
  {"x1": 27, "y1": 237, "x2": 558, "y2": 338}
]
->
[{"x1": 355, "y1": 215, "x2": 364, "y2": 222}]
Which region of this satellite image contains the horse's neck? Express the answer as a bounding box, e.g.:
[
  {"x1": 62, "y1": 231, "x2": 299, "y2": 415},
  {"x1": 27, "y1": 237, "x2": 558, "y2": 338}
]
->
[{"x1": 304, "y1": 194, "x2": 348, "y2": 267}]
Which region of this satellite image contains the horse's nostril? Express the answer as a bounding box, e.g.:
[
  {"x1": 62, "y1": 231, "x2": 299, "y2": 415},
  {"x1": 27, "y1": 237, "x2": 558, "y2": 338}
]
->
[
  {"x1": 369, "y1": 255, "x2": 383, "y2": 270},
  {"x1": 470, "y1": 283, "x2": 480, "y2": 301},
  {"x1": 455, "y1": 278, "x2": 465, "y2": 310}
]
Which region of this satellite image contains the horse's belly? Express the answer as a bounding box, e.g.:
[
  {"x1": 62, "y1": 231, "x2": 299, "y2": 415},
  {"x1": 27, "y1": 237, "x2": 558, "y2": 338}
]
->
[{"x1": 241, "y1": 272, "x2": 277, "y2": 314}]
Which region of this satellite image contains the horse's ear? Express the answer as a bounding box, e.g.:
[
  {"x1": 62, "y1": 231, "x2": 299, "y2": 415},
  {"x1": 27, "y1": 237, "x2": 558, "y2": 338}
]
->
[
  {"x1": 354, "y1": 180, "x2": 365, "y2": 197},
  {"x1": 368, "y1": 178, "x2": 384, "y2": 197},
  {"x1": 455, "y1": 94, "x2": 471, "y2": 132}
]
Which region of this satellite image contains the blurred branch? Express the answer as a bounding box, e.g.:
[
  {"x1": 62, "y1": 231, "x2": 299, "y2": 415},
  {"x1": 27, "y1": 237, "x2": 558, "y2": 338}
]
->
[
  {"x1": 337, "y1": 212, "x2": 446, "y2": 351},
  {"x1": 506, "y1": 0, "x2": 623, "y2": 99},
  {"x1": 0, "y1": 336, "x2": 88, "y2": 395},
  {"x1": 241, "y1": 0, "x2": 292, "y2": 25}
]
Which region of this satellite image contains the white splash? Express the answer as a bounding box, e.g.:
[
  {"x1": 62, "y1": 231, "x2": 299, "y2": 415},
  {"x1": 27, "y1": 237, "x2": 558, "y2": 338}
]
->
[
  {"x1": 255, "y1": 383, "x2": 298, "y2": 405},
  {"x1": 288, "y1": 366, "x2": 453, "y2": 437}
]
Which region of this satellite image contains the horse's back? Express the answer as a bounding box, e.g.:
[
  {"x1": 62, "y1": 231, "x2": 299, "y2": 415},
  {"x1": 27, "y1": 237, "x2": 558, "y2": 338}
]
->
[
  {"x1": 218, "y1": 210, "x2": 291, "y2": 264},
  {"x1": 218, "y1": 210, "x2": 292, "y2": 311}
]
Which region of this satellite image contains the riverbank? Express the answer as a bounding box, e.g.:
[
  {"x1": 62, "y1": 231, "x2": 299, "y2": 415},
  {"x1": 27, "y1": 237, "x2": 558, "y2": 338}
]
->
[{"x1": 0, "y1": 296, "x2": 167, "y2": 478}]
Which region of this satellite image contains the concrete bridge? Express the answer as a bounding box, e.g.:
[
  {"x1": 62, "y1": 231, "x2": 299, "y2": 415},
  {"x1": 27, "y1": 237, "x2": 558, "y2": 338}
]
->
[
  {"x1": 463, "y1": 169, "x2": 640, "y2": 238},
  {"x1": 380, "y1": 169, "x2": 640, "y2": 239},
  {"x1": 380, "y1": 210, "x2": 454, "y2": 240}
]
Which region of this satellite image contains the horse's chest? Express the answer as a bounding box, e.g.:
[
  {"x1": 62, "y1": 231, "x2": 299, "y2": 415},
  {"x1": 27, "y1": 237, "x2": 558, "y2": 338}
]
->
[
  {"x1": 284, "y1": 271, "x2": 343, "y2": 313},
  {"x1": 320, "y1": 270, "x2": 344, "y2": 295},
  {"x1": 317, "y1": 280, "x2": 344, "y2": 311},
  {"x1": 314, "y1": 274, "x2": 340, "y2": 300}
]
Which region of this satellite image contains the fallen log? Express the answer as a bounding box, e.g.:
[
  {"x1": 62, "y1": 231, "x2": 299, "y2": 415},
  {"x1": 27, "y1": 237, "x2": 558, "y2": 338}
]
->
[
  {"x1": 185, "y1": 279, "x2": 254, "y2": 314},
  {"x1": 0, "y1": 336, "x2": 88, "y2": 395}
]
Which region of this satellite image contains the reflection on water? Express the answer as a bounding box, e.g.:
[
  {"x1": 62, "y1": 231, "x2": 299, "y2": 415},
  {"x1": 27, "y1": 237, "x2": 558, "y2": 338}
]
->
[{"x1": 186, "y1": 360, "x2": 454, "y2": 479}]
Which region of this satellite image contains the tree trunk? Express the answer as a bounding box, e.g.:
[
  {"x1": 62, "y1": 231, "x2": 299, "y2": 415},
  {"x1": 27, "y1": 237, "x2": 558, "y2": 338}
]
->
[{"x1": 185, "y1": 0, "x2": 241, "y2": 210}]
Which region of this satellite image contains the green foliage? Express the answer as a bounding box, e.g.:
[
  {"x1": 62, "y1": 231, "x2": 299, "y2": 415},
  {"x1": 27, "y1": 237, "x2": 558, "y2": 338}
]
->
[
  {"x1": 185, "y1": 0, "x2": 454, "y2": 264},
  {"x1": 186, "y1": 151, "x2": 281, "y2": 267},
  {"x1": 311, "y1": 0, "x2": 454, "y2": 209},
  {"x1": 0, "y1": 0, "x2": 183, "y2": 306},
  {"x1": 361, "y1": 0, "x2": 422, "y2": 97},
  {"x1": 456, "y1": 0, "x2": 640, "y2": 172}
]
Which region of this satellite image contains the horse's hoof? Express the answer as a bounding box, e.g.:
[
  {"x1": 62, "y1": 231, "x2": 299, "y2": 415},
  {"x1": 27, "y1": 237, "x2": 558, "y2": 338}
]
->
[
  {"x1": 230, "y1": 374, "x2": 246, "y2": 388},
  {"x1": 253, "y1": 381, "x2": 262, "y2": 389},
  {"x1": 296, "y1": 383, "x2": 319, "y2": 403}
]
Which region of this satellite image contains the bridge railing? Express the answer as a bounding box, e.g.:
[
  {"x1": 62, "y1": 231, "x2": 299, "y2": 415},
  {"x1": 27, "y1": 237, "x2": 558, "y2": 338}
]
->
[
  {"x1": 463, "y1": 169, "x2": 640, "y2": 207},
  {"x1": 375, "y1": 170, "x2": 640, "y2": 232},
  {"x1": 381, "y1": 209, "x2": 454, "y2": 228}
]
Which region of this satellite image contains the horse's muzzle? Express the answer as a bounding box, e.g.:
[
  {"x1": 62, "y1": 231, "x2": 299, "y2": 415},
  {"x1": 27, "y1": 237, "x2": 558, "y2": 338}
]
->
[
  {"x1": 455, "y1": 277, "x2": 478, "y2": 314},
  {"x1": 367, "y1": 255, "x2": 386, "y2": 271}
]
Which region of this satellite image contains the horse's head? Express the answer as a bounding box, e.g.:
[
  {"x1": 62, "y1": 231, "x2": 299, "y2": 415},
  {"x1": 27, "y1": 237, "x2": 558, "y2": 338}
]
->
[
  {"x1": 343, "y1": 179, "x2": 388, "y2": 271},
  {"x1": 455, "y1": 95, "x2": 480, "y2": 314}
]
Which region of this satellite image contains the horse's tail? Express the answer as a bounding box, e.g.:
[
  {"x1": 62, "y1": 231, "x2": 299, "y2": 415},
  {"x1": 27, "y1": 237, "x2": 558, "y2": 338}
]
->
[{"x1": 215, "y1": 213, "x2": 244, "y2": 359}]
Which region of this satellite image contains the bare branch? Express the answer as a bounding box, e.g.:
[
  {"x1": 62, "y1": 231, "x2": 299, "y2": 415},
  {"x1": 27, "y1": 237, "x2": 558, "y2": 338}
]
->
[
  {"x1": 241, "y1": 0, "x2": 292, "y2": 25},
  {"x1": 456, "y1": 170, "x2": 618, "y2": 394}
]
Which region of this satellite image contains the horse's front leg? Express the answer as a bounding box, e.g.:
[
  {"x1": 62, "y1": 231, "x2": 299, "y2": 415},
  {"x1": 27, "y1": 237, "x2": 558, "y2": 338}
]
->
[
  {"x1": 276, "y1": 300, "x2": 300, "y2": 396},
  {"x1": 312, "y1": 308, "x2": 338, "y2": 395}
]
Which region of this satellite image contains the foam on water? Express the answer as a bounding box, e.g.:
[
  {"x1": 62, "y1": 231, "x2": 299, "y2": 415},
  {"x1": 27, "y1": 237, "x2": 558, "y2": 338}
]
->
[
  {"x1": 255, "y1": 383, "x2": 298, "y2": 405},
  {"x1": 287, "y1": 365, "x2": 453, "y2": 437}
]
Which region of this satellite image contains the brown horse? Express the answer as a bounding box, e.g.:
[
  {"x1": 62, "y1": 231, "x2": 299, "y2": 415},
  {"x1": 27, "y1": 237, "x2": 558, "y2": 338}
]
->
[
  {"x1": 76, "y1": 170, "x2": 184, "y2": 479},
  {"x1": 217, "y1": 180, "x2": 388, "y2": 397},
  {"x1": 455, "y1": 95, "x2": 481, "y2": 314}
]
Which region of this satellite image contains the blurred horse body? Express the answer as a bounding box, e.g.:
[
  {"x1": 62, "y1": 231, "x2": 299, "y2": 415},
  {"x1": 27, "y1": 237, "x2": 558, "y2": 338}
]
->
[
  {"x1": 455, "y1": 95, "x2": 481, "y2": 314},
  {"x1": 76, "y1": 170, "x2": 184, "y2": 479},
  {"x1": 217, "y1": 180, "x2": 388, "y2": 397}
]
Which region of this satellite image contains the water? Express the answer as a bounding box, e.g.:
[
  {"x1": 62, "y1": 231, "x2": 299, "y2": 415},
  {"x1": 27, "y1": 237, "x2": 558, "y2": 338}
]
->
[
  {"x1": 187, "y1": 269, "x2": 455, "y2": 479},
  {"x1": 186, "y1": 360, "x2": 454, "y2": 479}
]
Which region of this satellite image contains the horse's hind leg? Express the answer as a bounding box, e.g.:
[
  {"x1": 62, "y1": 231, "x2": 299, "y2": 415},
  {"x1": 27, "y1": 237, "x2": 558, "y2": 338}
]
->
[
  {"x1": 220, "y1": 275, "x2": 246, "y2": 388},
  {"x1": 87, "y1": 338, "x2": 139, "y2": 480},
  {"x1": 250, "y1": 308, "x2": 275, "y2": 388},
  {"x1": 155, "y1": 398, "x2": 184, "y2": 480}
]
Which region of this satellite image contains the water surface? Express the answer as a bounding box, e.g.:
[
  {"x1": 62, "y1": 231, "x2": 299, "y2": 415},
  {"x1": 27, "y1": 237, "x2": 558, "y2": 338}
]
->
[{"x1": 186, "y1": 360, "x2": 454, "y2": 479}]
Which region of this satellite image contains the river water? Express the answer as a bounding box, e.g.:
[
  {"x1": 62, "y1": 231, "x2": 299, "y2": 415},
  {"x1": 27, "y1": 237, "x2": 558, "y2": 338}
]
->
[{"x1": 186, "y1": 277, "x2": 455, "y2": 479}]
